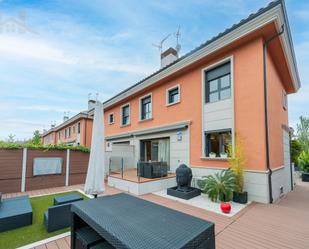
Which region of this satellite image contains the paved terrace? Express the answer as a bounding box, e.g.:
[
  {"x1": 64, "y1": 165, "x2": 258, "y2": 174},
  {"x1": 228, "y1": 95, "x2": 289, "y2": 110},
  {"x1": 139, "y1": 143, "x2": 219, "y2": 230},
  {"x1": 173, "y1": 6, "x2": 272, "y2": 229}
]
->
[{"x1": 3, "y1": 181, "x2": 309, "y2": 249}]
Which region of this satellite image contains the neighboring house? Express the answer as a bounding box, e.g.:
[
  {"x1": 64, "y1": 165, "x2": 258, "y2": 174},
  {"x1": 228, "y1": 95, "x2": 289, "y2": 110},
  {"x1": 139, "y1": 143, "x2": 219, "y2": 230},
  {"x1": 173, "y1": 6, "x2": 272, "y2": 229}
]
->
[
  {"x1": 103, "y1": 0, "x2": 300, "y2": 203},
  {"x1": 41, "y1": 100, "x2": 94, "y2": 147}
]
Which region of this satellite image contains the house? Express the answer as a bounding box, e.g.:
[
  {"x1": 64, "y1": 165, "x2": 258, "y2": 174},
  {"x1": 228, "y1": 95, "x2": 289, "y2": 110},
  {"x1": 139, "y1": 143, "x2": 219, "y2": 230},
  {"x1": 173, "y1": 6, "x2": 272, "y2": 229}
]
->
[
  {"x1": 41, "y1": 100, "x2": 94, "y2": 147},
  {"x1": 103, "y1": 0, "x2": 300, "y2": 203}
]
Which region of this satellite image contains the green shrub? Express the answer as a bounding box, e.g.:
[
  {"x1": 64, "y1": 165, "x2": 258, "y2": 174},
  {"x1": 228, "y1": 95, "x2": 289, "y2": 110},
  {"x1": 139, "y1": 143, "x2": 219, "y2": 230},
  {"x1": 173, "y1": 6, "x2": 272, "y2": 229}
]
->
[
  {"x1": 198, "y1": 170, "x2": 235, "y2": 202},
  {"x1": 228, "y1": 136, "x2": 246, "y2": 193},
  {"x1": 0, "y1": 141, "x2": 90, "y2": 153},
  {"x1": 298, "y1": 150, "x2": 309, "y2": 173}
]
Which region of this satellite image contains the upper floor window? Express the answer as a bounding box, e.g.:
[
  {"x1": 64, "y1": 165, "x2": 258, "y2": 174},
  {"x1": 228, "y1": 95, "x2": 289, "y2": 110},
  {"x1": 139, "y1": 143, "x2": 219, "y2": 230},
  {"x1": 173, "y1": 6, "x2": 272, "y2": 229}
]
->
[
  {"x1": 205, "y1": 62, "x2": 231, "y2": 103},
  {"x1": 77, "y1": 122, "x2": 80, "y2": 134},
  {"x1": 68, "y1": 127, "x2": 71, "y2": 137},
  {"x1": 282, "y1": 91, "x2": 288, "y2": 110},
  {"x1": 58, "y1": 131, "x2": 60, "y2": 139},
  {"x1": 108, "y1": 113, "x2": 115, "y2": 124},
  {"x1": 140, "y1": 95, "x2": 152, "y2": 120},
  {"x1": 64, "y1": 129, "x2": 68, "y2": 139},
  {"x1": 167, "y1": 85, "x2": 180, "y2": 105},
  {"x1": 205, "y1": 129, "x2": 231, "y2": 158},
  {"x1": 121, "y1": 104, "x2": 130, "y2": 126}
]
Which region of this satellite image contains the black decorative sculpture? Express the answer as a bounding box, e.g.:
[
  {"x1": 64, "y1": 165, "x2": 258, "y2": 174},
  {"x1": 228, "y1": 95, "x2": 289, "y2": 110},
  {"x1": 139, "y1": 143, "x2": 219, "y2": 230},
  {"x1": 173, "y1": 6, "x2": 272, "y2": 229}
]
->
[
  {"x1": 176, "y1": 164, "x2": 192, "y2": 192},
  {"x1": 167, "y1": 164, "x2": 201, "y2": 200}
]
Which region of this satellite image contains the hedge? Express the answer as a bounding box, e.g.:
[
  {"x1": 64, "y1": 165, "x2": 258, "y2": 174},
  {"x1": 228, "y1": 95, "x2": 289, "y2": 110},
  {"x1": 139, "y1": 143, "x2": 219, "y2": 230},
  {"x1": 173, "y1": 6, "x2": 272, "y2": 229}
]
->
[{"x1": 0, "y1": 141, "x2": 90, "y2": 153}]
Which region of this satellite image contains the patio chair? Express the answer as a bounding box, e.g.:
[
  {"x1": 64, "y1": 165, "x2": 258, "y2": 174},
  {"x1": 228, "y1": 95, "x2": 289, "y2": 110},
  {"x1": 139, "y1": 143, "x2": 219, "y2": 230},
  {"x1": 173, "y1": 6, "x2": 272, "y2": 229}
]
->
[
  {"x1": 43, "y1": 203, "x2": 72, "y2": 232},
  {"x1": 0, "y1": 195, "x2": 33, "y2": 232}
]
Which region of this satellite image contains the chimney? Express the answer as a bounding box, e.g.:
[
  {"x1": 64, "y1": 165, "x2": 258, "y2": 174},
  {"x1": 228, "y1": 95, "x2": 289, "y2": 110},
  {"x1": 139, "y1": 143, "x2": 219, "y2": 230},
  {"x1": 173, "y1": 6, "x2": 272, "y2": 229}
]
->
[
  {"x1": 88, "y1": 99, "x2": 96, "y2": 110},
  {"x1": 161, "y1": 47, "x2": 178, "y2": 68}
]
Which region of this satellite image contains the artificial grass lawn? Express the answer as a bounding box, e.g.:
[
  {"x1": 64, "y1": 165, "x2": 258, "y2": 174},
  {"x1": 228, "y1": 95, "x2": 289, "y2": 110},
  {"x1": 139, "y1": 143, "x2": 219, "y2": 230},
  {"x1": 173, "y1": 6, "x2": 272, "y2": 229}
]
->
[{"x1": 0, "y1": 191, "x2": 87, "y2": 249}]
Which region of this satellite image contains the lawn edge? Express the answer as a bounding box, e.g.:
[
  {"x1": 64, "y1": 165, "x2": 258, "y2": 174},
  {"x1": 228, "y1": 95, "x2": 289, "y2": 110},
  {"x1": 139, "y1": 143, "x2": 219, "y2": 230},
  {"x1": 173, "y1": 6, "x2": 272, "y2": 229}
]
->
[{"x1": 16, "y1": 231, "x2": 70, "y2": 249}]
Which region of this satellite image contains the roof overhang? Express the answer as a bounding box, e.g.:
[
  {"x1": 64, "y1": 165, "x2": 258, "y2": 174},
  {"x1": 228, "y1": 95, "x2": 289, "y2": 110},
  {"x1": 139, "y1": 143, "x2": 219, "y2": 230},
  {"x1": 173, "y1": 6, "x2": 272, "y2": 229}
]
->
[
  {"x1": 42, "y1": 112, "x2": 92, "y2": 136},
  {"x1": 103, "y1": 1, "x2": 300, "y2": 109},
  {"x1": 106, "y1": 121, "x2": 190, "y2": 141}
]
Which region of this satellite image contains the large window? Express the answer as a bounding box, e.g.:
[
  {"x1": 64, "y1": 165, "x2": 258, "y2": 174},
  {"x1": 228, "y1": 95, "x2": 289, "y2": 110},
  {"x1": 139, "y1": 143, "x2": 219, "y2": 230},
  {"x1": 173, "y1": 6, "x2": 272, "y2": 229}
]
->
[
  {"x1": 205, "y1": 62, "x2": 231, "y2": 103},
  {"x1": 141, "y1": 95, "x2": 152, "y2": 120},
  {"x1": 121, "y1": 104, "x2": 130, "y2": 126},
  {"x1": 205, "y1": 130, "x2": 231, "y2": 158},
  {"x1": 167, "y1": 85, "x2": 180, "y2": 105}
]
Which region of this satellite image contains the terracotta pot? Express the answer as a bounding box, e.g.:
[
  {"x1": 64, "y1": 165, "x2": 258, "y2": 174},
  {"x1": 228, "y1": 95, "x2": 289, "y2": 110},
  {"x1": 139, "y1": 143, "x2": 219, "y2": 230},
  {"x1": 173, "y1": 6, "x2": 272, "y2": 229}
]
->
[{"x1": 220, "y1": 202, "x2": 231, "y2": 214}]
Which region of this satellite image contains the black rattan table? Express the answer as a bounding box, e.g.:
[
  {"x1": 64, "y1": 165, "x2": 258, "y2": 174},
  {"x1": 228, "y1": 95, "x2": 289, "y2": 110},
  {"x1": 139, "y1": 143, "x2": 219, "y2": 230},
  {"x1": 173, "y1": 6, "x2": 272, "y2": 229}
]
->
[{"x1": 71, "y1": 193, "x2": 215, "y2": 249}]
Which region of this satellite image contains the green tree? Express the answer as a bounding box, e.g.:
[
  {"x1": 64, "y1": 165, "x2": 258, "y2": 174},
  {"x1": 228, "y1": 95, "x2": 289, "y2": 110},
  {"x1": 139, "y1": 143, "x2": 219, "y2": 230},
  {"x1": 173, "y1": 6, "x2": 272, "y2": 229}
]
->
[
  {"x1": 31, "y1": 130, "x2": 42, "y2": 145},
  {"x1": 297, "y1": 116, "x2": 309, "y2": 151},
  {"x1": 291, "y1": 139, "x2": 302, "y2": 167}
]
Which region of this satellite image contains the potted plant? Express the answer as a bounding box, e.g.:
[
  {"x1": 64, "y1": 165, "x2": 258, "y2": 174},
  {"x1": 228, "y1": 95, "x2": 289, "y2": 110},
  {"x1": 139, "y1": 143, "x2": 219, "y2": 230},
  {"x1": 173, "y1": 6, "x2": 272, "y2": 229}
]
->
[
  {"x1": 199, "y1": 170, "x2": 235, "y2": 213},
  {"x1": 298, "y1": 150, "x2": 309, "y2": 182},
  {"x1": 209, "y1": 152, "x2": 216, "y2": 158},
  {"x1": 220, "y1": 152, "x2": 228, "y2": 158},
  {"x1": 228, "y1": 137, "x2": 248, "y2": 204}
]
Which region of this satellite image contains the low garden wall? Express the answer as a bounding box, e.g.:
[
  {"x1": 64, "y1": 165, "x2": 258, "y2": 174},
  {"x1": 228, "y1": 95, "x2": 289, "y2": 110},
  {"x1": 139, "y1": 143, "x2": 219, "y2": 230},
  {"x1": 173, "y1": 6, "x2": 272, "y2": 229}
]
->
[{"x1": 0, "y1": 148, "x2": 90, "y2": 193}]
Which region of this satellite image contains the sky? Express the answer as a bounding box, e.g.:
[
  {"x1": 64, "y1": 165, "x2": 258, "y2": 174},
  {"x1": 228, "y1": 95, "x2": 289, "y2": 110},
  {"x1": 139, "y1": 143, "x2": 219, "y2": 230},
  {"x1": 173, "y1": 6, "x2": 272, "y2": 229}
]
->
[{"x1": 0, "y1": 0, "x2": 308, "y2": 140}]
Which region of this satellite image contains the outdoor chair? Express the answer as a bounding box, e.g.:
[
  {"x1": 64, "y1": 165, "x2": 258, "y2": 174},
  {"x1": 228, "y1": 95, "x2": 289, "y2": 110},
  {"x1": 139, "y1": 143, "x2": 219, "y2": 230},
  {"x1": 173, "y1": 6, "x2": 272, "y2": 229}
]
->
[
  {"x1": 43, "y1": 203, "x2": 72, "y2": 232},
  {"x1": 138, "y1": 161, "x2": 168, "y2": 178},
  {"x1": 0, "y1": 195, "x2": 33, "y2": 232}
]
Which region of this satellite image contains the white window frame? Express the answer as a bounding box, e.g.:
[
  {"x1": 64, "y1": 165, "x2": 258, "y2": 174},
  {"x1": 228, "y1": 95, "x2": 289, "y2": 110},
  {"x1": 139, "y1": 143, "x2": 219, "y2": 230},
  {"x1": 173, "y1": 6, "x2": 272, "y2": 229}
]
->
[
  {"x1": 108, "y1": 112, "x2": 115, "y2": 125},
  {"x1": 139, "y1": 93, "x2": 153, "y2": 121},
  {"x1": 201, "y1": 56, "x2": 235, "y2": 159},
  {"x1": 120, "y1": 103, "x2": 130, "y2": 127},
  {"x1": 166, "y1": 84, "x2": 181, "y2": 106}
]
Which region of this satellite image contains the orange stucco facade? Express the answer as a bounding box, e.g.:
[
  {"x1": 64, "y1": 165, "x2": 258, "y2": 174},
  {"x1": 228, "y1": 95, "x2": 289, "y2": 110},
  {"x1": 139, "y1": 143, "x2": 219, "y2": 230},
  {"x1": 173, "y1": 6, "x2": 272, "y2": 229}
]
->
[
  {"x1": 104, "y1": 26, "x2": 293, "y2": 172},
  {"x1": 42, "y1": 117, "x2": 93, "y2": 147}
]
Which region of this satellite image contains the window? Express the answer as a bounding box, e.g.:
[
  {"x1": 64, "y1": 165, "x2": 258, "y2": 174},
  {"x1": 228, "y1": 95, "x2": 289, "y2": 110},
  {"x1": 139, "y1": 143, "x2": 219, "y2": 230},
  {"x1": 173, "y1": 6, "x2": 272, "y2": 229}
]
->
[
  {"x1": 58, "y1": 131, "x2": 60, "y2": 140},
  {"x1": 73, "y1": 125, "x2": 75, "y2": 134},
  {"x1": 205, "y1": 62, "x2": 231, "y2": 103},
  {"x1": 205, "y1": 130, "x2": 231, "y2": 158},
  {"x1": 167, "y1": 85, "x2": 180, "y2": 105},
  {"x1": 108, "y1": 113, "x2": 114, "y2": 124},
  {"x1": 141, "y1": 95, "x2": 152, "y2": 120},
  {"x1": 68, "y1": 127, "x2": 71, "y2": 137},
  {"x1": 282, "y1": 91, "x2": 287, "y2": 110},
  {"x1": 121, "y1": 104, "x2": 130, "y2": 126},
  {"x1": 64, "y1": 129, "x2": 67, "y2": 139},
  {"x1": 77, "y1": 122, "x2": 80, "y2": 134}
]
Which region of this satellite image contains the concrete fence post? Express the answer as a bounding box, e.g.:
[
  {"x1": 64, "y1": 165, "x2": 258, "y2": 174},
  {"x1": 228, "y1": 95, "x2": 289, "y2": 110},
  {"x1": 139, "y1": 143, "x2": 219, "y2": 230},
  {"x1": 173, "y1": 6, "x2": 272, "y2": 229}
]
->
[
  {"x1": 65, "y1": 149, "x2": 70, "y2": 186},
  {"x1": 21, "y1": 148, "x2": 27, "y2": 192}
]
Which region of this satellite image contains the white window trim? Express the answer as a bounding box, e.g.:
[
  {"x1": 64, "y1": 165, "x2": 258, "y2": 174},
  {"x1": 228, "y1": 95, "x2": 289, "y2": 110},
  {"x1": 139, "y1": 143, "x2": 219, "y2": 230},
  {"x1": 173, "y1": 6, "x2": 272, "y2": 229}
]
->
[
  {"x1": 120, "y1": 103, "x2": 130, "y2": 127},
  {"x1": 166, "y1": 84, "x2": 181, "y2": 106},
  {"x1": 201, "y1": 56, "x2": 235, "y2": 158},
  {"x1": 108, "y1": 112, "x2": 115, "y2": 125},
  {"x1": 139, "y1": 93, "x2": 153, "y2": 121}
]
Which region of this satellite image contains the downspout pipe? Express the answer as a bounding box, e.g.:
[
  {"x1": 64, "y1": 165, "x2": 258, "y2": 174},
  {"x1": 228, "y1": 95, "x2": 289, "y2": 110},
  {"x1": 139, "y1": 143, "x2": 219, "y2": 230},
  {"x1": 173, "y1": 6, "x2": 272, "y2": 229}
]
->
[{"x1": 263, "y1": 24, "x2": 285, "y2": 204}]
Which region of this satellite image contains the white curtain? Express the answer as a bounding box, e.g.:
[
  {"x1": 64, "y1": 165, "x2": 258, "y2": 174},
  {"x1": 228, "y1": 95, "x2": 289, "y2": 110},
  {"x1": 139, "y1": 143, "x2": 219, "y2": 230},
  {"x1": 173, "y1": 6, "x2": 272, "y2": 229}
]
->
[
  {"x1": 158, "y1": 139, "x2": 170, "y2": 166},
  {"x1": 84, "y1": 101, "x2": 105, "y2": 195}
]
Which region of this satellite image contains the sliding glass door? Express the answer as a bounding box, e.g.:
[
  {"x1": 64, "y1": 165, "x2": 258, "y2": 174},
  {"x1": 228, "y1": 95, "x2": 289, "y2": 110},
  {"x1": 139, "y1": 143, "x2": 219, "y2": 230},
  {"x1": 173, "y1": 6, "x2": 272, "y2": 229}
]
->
[{"x1": 140, "y1": 138, "x2": 170, "y2": 167}]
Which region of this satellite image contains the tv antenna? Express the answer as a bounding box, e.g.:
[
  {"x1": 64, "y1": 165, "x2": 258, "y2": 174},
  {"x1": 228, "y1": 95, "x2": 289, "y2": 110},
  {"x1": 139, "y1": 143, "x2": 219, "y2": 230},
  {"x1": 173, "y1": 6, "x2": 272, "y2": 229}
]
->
[
  {"x1": 152, "y1": 33, "x2": 171, "y2": 54},
  {"x1": 174, "y1": 25, "x2": 181, "y2": 53}
]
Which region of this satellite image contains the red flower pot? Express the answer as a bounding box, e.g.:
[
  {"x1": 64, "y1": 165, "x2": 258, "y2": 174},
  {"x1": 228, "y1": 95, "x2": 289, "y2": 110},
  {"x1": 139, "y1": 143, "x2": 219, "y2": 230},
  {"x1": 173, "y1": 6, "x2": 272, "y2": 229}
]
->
[{"x1": 220, "y1": 202, "x2": 231, "y2": 214}]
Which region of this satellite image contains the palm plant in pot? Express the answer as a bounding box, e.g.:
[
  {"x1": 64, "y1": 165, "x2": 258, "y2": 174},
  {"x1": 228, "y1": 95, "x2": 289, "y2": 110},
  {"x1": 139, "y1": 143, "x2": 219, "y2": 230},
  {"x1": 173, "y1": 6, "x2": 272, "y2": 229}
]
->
[
  {"x1": 199, "y1": 170, "x2": 235, "y2": 213},
  {"x1": 228, "y1": 137, "x2": 248, "y2": 204},
  {"x1": 298, "y1": 150, "x2": 309, "y2": 182}
]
